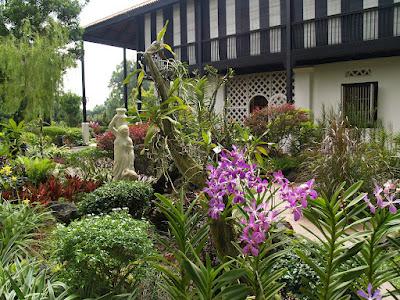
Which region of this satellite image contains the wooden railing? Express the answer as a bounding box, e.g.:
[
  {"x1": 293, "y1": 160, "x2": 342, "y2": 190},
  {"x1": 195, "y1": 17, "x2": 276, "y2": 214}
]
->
[
  {"x1": 171, "y1": 3, "x2": 400, "y2": 66},
  {"x1": 292, "y1": 3, "x2": 400, "y2": 49}
]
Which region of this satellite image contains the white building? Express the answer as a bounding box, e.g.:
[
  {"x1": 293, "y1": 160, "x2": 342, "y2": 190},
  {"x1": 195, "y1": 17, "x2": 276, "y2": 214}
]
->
[{"x1": 83, "y1": 0, "x2": 400, "y2": 131}]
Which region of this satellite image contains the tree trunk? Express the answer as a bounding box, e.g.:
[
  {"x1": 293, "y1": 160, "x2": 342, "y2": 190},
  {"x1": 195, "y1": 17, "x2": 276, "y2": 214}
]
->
[{"x1": 143, "y1": 50, "x2": 206, "y2": 187}]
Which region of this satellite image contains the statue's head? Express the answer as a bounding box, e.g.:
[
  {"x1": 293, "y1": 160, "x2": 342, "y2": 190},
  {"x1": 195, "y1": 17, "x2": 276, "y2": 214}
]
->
[
  {"x1": 118, "y1": 125, "x2": 129, "y2": 137},
  {"x1": 116, "y1": 108, "x2": 127, "y2": 115}
]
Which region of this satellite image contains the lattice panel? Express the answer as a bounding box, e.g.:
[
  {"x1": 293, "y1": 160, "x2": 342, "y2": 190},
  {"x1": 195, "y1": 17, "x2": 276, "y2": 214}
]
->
[
  {"x1": 226, "y1": 71, "x2": 292, "y2": 123},
  {"x1": 345, "y1": 69, "x2": 372, "y2": 77}
]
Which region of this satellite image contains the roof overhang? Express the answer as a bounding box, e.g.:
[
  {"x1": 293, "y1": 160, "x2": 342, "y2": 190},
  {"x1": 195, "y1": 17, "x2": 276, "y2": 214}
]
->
[{"x1": 83, "y1": 0, "x2": 178, "y2": 50}]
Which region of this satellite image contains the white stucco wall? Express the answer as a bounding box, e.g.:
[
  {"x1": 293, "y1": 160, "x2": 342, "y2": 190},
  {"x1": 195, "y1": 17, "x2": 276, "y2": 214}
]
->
[
  {"x1": 294, "y1": 56, "x2": 400, "y2": 132},
  {"x1": 205, "y1": 80, "x2": 226, "y2": 116}
]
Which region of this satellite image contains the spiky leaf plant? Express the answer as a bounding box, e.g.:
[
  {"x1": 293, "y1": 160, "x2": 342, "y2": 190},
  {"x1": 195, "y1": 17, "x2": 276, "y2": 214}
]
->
[
  {"x1": 154, "y1": 193, "x2": 251, "y2": 300},
  {"x1": 357, "y1": 209, "x2": 400, "y2": 290},
  {"x1": 296, "y1": 182, "x2": 370, "y2": 300},
  {"x1": 232, "y1": 230, "x2": 288, "y2": 300}
]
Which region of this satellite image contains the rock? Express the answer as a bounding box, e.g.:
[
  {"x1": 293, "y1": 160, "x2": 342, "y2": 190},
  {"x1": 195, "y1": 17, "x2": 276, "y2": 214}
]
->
[{"x1": 50, "y1": 202, "x2": 79, "y2": 224}]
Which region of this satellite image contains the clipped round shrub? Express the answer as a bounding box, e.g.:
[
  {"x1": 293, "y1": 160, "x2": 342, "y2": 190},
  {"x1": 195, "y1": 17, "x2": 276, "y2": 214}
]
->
[
  {"x1": 78, "y1": 180, "x2": 154, "y2": 218},
  {"x1": 49, "y1": 211, "x2": 154, "y2": 297}
]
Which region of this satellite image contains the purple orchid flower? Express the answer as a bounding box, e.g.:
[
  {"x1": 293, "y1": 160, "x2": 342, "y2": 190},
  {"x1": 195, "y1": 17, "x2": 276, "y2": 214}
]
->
[
  {"x1": 205, "y1": 145, "x2": 318, "y2": 255},
  {"x1": 357, "y1": 284, "x2": 382, "y2": 300},
  {"x1": 372, "y1": 181, "x2": 400, "y2": 214}
]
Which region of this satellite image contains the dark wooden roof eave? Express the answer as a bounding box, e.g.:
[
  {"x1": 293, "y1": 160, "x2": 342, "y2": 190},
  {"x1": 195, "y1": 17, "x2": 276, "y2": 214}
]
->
[{"x1": 83, "y1": 0, "x2": 179, "y2": 50}]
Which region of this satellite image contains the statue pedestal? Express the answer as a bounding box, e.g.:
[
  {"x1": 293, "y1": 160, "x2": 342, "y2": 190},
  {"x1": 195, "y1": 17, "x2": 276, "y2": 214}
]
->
[{"x1": 82, "y1": 122, "x2": 90, "y2": 145}]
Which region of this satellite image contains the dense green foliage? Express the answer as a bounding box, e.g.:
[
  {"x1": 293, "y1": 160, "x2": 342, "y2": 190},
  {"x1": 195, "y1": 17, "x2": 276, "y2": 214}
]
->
[
  {"x1": 0, "y1": 200, "x2": 53, "y2": 265},
  {"x1": 17, "y1": 156, "x2": 55, "y2": 185},
  {"x1": 274, "y1": 242, "x2": 319, "y2": 299},
  {"x1": 0, "y1": 118, "x2": 25, "y2": 157},
  {"x1": 62, "y1": 147, "x2": 113, "y2": 182},
  {"x1": 42, "y1": 126, "x2": 82, "y2": 146},
  {"x1": 0, "y1": 0, "x2": 87, "y2": 49},
  {"x1": 0, "y1": 24, "x2": 73, "y2": 121},
  {"x1": 0, "y1": 200, "x2": 73, "y2": 299},
  {"x1": 53, "y1": 92, "x2": 82, "y2": 127},
  {"x1": 78, "y1": 180, "x2": 154, "y2": 218},
  {"x1": 49, "y1": 211, "x2": 154, "y2": 297}
]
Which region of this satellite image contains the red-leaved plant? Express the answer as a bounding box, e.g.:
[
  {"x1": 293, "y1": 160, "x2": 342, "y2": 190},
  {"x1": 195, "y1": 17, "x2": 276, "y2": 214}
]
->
[
  {"x1": 3, "y1": 175, "x2": 100, "y2": 205},
  {"x1": 96, "y1": 123, "x2": 150, "y2": 151}
]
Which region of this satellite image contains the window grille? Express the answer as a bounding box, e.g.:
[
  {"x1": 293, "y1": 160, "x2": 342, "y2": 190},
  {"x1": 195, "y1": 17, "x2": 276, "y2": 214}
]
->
[{"x1": 342, "y1": 82, "x2": 378, "y2": 128}]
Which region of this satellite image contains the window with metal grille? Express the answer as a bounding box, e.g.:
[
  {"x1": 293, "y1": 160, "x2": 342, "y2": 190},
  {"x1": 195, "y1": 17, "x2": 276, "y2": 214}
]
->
[{"x1": 341, "y1": 82, "x2": 378, "y2": 128}]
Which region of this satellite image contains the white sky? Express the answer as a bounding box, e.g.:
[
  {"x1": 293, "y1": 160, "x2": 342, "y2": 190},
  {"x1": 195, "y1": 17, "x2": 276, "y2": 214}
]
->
[{"x1": 63, "y1": 0, "x2": 146, "y2": 110}]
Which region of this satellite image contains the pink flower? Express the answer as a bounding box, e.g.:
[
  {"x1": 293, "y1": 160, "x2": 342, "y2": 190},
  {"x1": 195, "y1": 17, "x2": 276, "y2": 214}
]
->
[
  {"x1": 279, "y1": 177, "x2": 317, "y2": 222},
  {"x1": 372, "y1": 181, "x2": 400, "y2": 214}
]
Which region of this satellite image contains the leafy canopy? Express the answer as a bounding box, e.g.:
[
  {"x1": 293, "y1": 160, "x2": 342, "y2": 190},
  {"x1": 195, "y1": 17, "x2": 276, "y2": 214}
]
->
[
  {"x1": 0, "y1": 23, "x2": 73, "y2": 120},
  {"x1": 0, "y1": 0, "x2": 88, "y2": 47}
]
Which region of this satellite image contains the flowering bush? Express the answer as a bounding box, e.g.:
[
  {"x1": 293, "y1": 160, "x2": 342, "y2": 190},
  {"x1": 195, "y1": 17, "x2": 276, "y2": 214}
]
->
[
  {"x1": 96, "y1": 123, "x2": 149, "y2": 151},
  {"x1": 95, "y1": 130, "x2": 115, "y2": 151},
  {"x1": 244, "y1": 104, "x2": 314, "y2": 155},
  {"x1": 89, "y1": 121, "x2": 102, "y2": 135},
  {"x1": 204, "y1": 146, "x2": 317, "y2": 256},
  {"x1": 0, "y1": 161, "x2": 25, "y2": 195}
]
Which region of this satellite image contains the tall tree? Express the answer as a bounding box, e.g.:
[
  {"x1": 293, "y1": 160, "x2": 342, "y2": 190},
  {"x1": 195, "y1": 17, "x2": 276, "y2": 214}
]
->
[
  {"x1": 0, "y1": 23, "x2": 73, "y2": 121},
  {"x1": 0, "y1": 0, "x2": 88, "y2": 50},
  {"x1": 54, "y1": 92, "x2": 82, "y2": 127}
]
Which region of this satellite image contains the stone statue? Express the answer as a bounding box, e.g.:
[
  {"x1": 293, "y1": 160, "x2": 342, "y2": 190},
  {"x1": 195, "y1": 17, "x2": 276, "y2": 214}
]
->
[
  {"x1": 109, "y1": 108, "x2": 128, "y2": 130},
  {"x1": 109, "y1": 108, "x2": 138, "y2": 181}
]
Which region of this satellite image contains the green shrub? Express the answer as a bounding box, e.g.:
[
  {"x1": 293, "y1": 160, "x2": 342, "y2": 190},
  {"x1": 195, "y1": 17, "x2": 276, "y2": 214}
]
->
[
  {"x1": 244, "y1": 104, "x2": 317, "y2": 156},
  {"x1": 42, "y1": 126, "x2": 82, "y2": 146},
  {"x1": 0, "y1": 119, "x2": 26, "y2": 157},
  {"x1": 78, "y1": 180, "x2": 154, "y2": 218},
  {"x1": 17, "y1": 156, "x2": 55, "y2": 185},
  {"x1": 49, "y1": 211, "x2": 154, "y2": 297}
]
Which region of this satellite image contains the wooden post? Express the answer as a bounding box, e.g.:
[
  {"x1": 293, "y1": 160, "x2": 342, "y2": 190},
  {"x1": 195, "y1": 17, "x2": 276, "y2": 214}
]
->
[
  {"x1": 195, "y1": 0, "x2": 203, "y2": 73},
  {"x1": 285, "y1": 0, "x2": 294, "y2": 103},
  {"x1": 123, "y1": 48, "x2": 128, "y2": 110}
]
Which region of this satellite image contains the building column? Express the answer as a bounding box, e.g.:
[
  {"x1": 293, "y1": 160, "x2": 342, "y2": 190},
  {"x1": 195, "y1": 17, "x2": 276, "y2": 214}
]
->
[
  {"x1": 81, "y1": 42, "x2": 90, "y2": 145},
  {"x1": 195, "y1": 0, "x2": 203, "y2": 72},
  {"x1": 123, "y1": 48, "x2": 128, "y2": 110},
  {"x1": 285, "y1": 0, "x2": 294, "y2": 103},
  {"x1": 293, "y1": 67, "x2": 314, "y2": 111}
]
